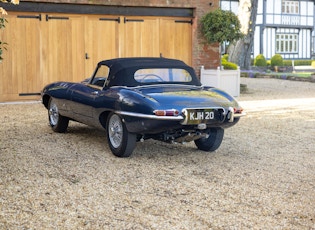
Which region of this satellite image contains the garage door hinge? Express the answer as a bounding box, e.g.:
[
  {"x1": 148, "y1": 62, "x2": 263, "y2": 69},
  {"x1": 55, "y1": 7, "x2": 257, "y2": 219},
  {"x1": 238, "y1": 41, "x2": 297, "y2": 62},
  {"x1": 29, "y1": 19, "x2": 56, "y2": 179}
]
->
[
  {"x1": 99, "y1": 17, "x2": 120, "y2": 23},
  {"x1": 17, "y1": 14, "x2": 42, "y2": 21},
  {"x1": 124, "y1": 17, "x2": 144, "y2": 23},
  {"x1": 46, "y1": 15, "x2": 69, "y2": 21},
  {"x1": 175, "y1": 19, "x2": 193, "y2": 25}
]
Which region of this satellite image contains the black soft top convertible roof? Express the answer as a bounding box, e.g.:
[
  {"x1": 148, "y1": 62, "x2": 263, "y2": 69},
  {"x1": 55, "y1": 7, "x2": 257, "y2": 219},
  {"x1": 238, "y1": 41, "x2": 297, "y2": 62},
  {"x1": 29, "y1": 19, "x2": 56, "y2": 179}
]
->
[
  {"x1": 99, "y1": 57, "x2": 189, "y2": 71},
  {"x1": 97, "y1": 57, "x2": 200, "y2": 87}
]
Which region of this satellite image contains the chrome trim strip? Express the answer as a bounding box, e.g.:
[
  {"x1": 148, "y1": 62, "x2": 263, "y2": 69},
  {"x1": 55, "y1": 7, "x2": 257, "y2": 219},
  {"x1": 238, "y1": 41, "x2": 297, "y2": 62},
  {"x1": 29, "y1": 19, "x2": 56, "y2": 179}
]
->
[
  {"x1": 131, "y1": 84, "x2": 202, "y2": 90},
  {"x1": 182, "y1": 106, "x2": 226, "y2": 111},
  {"x1": 234, "y1": 112, "x2": 246, "y2": 118},
  {"x1": 116, "y1": 111, "x2": 184, "y2": 121},
  {"x1": 111, "y1": 84, "x2": 203, "y2": 91},
  {"x1": 116, "y1": 108, "x2": 245, "y2": 122}
]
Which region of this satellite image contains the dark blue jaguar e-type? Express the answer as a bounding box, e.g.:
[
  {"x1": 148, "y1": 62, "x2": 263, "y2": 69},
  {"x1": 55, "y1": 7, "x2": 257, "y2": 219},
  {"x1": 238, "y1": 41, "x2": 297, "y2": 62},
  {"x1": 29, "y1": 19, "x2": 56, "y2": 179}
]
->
[{"x1": 42, "y1": 57, "x2": 245, "y2": 157}]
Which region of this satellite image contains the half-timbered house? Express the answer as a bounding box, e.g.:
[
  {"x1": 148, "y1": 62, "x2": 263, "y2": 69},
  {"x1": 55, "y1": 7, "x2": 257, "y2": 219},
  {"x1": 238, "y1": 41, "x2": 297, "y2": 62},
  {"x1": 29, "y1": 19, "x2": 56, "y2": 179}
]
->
[{"x1": 222, "y1": 0, "x2": 315, "y2": 60}]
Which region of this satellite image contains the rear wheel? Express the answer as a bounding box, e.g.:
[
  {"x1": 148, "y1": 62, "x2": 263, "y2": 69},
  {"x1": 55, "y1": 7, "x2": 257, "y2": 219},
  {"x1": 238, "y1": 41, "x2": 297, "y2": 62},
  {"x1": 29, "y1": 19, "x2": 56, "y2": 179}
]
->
[
  {"x1": 106, "y1": 113, "x2": 136, "y2": 157},
  {"x1": 48, "y1": 98, "x2": 69, "y2": 133},
  {"x1": 194, "y1": 128, "x2": 224, "y2": 152}
]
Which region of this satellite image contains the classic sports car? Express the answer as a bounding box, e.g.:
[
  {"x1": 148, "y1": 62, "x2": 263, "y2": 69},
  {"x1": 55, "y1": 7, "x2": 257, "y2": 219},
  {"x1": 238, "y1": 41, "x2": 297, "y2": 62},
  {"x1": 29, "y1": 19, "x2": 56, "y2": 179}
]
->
[{"x1": 42, "y1": 57, "x2": 245, "y2": 157}]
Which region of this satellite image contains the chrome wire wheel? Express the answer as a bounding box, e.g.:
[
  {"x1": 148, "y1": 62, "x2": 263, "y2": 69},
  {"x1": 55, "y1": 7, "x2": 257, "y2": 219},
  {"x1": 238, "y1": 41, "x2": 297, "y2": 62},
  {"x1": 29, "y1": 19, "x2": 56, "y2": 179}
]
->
[
  {"x1": 108, "y1": 114, "x2": 123, "y2": 148},
  {"x1": 49, "y1": 101, "x2": 59, "y2": 126},
  {"x1": 106, "y1": 112, "x2": 137, "y2": 157},
  {"x1": 47, "y1": 98, "x2": 69, "y2": 133}
]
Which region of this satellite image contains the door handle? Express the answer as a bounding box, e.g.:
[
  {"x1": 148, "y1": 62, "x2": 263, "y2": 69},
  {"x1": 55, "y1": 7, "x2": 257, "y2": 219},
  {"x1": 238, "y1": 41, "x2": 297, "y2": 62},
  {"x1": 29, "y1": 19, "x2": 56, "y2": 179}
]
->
[{"x1": 85, "y1": 53, "x2": 90, "y2": 59}]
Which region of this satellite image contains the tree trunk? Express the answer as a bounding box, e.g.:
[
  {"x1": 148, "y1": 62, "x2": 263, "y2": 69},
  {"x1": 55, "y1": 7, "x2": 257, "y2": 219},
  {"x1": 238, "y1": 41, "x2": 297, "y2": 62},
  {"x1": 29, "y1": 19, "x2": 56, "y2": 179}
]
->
[{"x1": 228, "y1": 0, "x2": 258, "y2": 69}]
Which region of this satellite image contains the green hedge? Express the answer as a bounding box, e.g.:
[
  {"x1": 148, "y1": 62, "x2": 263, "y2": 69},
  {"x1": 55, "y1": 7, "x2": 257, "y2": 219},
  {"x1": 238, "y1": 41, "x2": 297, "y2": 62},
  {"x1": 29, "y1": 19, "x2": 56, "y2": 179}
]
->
[
  {"x1": 293, "y1": 60, "x2": 313, "y2": 66},
  {"x1": 274, "y1": 60, "x2": 314, "y2": 66}
]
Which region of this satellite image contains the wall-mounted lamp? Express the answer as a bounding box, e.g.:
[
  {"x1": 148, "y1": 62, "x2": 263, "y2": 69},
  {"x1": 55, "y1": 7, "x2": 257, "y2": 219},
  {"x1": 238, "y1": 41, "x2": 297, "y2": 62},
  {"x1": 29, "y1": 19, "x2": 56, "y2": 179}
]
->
[{"x1": 209, "y1": 2, "x2": 213, "y2": 6}]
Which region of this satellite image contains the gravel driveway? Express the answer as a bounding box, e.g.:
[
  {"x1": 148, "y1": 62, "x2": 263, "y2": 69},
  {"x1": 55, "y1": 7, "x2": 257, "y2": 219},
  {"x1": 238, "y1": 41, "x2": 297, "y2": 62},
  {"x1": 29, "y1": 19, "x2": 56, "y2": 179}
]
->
[{"x1": 0, "y1": 78, "x2": 314, "y2": 229}]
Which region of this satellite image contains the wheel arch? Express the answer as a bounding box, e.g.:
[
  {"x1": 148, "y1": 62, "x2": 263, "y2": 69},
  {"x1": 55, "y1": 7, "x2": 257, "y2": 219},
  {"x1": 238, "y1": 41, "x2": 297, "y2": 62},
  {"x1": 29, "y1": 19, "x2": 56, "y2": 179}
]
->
[
  {"x1": 42, "y1": 94, "x2": 51, "y2": 109},
  {"x1": 99, "y1": 110, "x2": 111, "y2": 129}
]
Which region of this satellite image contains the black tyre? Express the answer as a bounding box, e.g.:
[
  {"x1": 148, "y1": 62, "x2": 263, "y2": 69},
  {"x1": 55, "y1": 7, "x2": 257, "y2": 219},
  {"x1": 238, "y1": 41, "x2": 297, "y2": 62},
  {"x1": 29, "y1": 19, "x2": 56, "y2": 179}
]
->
[
  {"x1": 106, "y1": 113, "x2": 137, "y2": 157},
  {"x1": 48, "y1": 98, "x2": 69, "y2": 133},
  {"x1": 194, "y1": 128, "x2": 224, "y2": 152}
]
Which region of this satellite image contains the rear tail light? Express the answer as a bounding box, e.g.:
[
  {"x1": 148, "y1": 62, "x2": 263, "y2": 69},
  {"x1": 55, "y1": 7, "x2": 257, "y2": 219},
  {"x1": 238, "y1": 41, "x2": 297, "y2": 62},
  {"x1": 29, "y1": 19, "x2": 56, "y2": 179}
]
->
[
  {"x1": 154, "y1": 109, "x2": 179, "y2": 116},
  {"x1": 234, "y1": 108, "x2": 243, "y2": 114}
]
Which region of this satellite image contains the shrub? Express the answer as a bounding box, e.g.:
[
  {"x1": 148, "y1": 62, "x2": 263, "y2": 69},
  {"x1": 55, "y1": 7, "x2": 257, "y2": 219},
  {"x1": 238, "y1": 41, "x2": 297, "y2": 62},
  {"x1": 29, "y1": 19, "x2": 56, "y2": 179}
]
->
[
  {"x1": 0, "y1": 18, "x2": 8, "y2": 61},
  {"x1": 254, "y1": 54, "x2": 267, "y2": 66},
  {"x1": 222, "y1": 58, "x2": 238, "y2": 70},
  {"x1": 222, "y1": 54, "x2": 229, "y2": 61},
  {"x1": 270, "y1": 54, "x2": 283, "y2": 66}
]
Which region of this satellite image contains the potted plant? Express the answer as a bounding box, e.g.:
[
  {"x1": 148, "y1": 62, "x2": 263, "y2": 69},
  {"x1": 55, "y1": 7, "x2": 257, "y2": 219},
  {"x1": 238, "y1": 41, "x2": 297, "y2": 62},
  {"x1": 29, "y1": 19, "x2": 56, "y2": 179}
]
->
[
  {"x1": 200, "y1": 9, "x2": 243, "y2": 96},
  {"x1": 201, "y1": 8, "x2": 243, "y2": 69}
]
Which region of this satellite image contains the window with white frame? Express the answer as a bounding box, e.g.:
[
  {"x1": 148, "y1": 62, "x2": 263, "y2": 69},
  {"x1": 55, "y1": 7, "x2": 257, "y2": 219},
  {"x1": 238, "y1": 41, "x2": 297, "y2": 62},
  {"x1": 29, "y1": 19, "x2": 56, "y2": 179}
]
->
[
  {"x1": 220, "y1": 0, "x2": 239, "y2": 14},
  {"x1": 282, "y1": 0, "x2": 299, "y2": 14},
  {"x1": 276, "y1": 33, "x2": 298, "y2": 53}
]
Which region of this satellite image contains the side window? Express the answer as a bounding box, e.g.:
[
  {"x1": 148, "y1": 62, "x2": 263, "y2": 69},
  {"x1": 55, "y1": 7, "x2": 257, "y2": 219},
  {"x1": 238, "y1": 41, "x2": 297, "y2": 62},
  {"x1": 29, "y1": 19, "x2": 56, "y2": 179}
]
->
[{"x1": 91, "y1": 65, "x2": 109, "y2": 87}]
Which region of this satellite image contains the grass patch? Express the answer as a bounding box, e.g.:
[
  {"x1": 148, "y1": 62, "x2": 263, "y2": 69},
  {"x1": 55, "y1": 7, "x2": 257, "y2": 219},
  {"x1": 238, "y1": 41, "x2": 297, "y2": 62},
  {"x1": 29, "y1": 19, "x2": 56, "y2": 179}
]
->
[
  {"x1": 241, "y1": 71, "x2": 314, "y2": 81},
  {"x1": 271, "y1": 72, "x2": 312, "y2": 78}
]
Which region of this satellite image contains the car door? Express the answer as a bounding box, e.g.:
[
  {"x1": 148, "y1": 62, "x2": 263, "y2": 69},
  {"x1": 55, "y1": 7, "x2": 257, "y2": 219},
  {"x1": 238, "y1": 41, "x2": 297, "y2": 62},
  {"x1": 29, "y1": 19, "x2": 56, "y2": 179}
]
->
[
  {"x1": 68, "y1": 83, "x2": 102, "y2": 124},
  {"x1": 69, "y1": 65, "x2": 109, "y2": 125}
]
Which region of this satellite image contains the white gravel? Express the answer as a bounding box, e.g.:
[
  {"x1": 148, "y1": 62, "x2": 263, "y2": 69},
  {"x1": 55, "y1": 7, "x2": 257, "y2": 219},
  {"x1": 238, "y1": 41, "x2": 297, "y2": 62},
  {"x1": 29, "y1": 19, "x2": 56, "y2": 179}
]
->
[{"x1": 0, "y1": 78, "x2": 314, "y2": 229}]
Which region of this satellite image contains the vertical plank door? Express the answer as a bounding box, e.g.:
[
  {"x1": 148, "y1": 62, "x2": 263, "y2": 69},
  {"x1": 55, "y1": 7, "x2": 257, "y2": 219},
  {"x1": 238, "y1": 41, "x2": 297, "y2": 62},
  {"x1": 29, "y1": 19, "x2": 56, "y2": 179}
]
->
[
  {"x1": 84, "y1": 15, "x2": 120, "y2": 77},
  {"x1": 122, "y1": 17, "x2": 160, "y2": 58},
  {"x1": 159, "y1": 18, "x2": 192, "y2": 65},
  {"x1": 44, "y1": 13, "x2": 85, "y2": 84},
  {"x1": 0, "y1": 12, "x2": 42, "y2": 101}
]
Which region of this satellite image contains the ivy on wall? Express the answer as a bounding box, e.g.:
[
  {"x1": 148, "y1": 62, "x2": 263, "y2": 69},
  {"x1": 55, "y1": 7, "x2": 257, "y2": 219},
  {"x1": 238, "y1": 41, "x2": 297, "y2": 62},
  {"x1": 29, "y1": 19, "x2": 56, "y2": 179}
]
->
[{"x1": 0, "y1": 0, "x2": 19, "y2": 61}]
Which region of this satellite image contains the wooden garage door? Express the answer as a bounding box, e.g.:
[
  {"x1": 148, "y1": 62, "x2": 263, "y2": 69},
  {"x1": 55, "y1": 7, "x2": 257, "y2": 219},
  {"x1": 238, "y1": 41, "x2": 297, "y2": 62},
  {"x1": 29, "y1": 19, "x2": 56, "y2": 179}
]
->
[
  {"x1": 0, "y1": 13, "x2": 192, "y2": 102},
  {"x1": 122, "y1": 16, "x2": 192, "y2": 63},
  {"x1": 44, "y1": 14, "x2": 86, "y2": 84},
  {"x1": 84, "y1": 16, "x2": 120, "y2": 77},
  {"x1": 160, "y1": 18, "x2": 192, "y2": 65},
  {"x1": 0, "y1": 12, "x2": 88, "y2": 101},
  {"x1": 123, "y1": 17, "x2": 160, "y2": 57},
  {"x1": 0, "y1": 13, "x2": 42, "y2": 101}
]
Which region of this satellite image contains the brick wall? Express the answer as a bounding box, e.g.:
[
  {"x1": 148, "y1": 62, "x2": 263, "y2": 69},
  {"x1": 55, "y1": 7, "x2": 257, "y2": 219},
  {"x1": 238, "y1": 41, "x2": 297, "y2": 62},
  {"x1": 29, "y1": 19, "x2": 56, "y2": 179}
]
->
[
  {"x1": 192, "y1": 0, "x2": 220, "y2": 75},
  {"x1": 24, "y1": 0, "x2": 220, "y2": 74}
]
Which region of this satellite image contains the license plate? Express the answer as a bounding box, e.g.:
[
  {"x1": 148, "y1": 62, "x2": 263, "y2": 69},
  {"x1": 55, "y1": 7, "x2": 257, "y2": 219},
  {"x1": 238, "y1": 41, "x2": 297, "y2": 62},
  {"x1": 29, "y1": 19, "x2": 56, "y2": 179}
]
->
[{"x1": 182, "y1": 108, "x2": 220, "y2": 125}]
